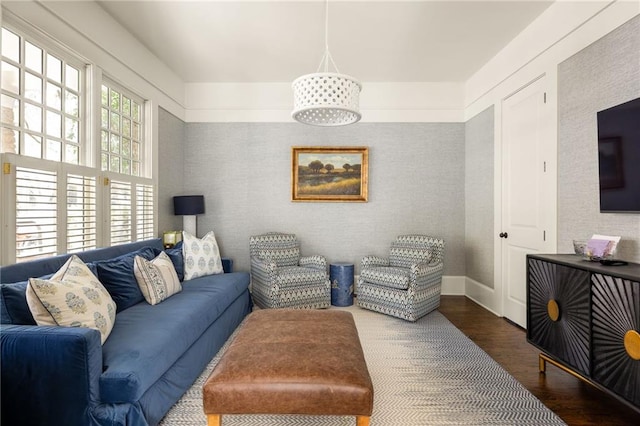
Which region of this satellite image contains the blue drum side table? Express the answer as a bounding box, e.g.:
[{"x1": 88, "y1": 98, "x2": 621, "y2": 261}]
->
[{"x1": 330, "y1": 262, "x2": 354, "y2": 307}]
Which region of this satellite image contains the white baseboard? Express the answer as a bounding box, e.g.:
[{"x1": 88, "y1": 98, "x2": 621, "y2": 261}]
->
[{"x1": 464, "y1": 276, "x2": 502, "y2": 317}]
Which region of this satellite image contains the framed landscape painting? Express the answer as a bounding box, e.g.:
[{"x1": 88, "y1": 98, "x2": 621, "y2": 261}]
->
[{"x1": 292, "y1": 146, "x2": 368, "y2": 202}]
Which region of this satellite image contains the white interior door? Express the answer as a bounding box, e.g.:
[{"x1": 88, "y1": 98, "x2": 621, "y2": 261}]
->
[{"x1": 501, "y1": 76, "x2": 551, "y2": 328}]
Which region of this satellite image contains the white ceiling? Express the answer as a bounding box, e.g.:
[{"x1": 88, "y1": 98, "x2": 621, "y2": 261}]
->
[{"x1": 97, "y1": 0, "x2": 554, "y2": 84}]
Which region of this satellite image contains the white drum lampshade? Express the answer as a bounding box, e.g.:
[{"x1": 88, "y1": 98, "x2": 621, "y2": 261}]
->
[
  {"x1": 292, "y1": 72, "x2": 361, "y2": 126},
  {"x1": 292, "y1": 0, "x2": 361, "y2": 127}
]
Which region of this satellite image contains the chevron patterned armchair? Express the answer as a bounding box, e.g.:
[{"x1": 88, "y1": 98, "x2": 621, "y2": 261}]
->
[
  {"x1": 249, "y1": 232, "x2": 331, "y2": 309},
  {"x1": 357, "y1": 235, "x2": 445, "y2": 322}
]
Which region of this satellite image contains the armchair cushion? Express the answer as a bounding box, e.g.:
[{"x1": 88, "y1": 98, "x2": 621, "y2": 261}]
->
[
  {"x1": 276, "y1": 266, "x2": 328, "y2": 290},
  {"x1": 299, "y1": 255, "x2": 327, "y2": 270},
  {"x1": 360, "y1": 266, "x2": 410, "y2": 290},
  {"x1": 257, "y1": 246, "x2": 300, "y2": 267}
]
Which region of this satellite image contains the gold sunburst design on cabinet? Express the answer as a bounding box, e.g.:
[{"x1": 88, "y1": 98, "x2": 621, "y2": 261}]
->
[
  {"x1": 592, "y1": 273, "x2": 640, "y2": 407},
  {"x1": 528, "y1": 259, "x2": 590, "y2": 376}
]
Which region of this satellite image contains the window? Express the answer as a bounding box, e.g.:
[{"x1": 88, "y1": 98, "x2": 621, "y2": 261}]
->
[
  {"x1": 1, "y1": 23, "x2": 156, "y2": 264},
  {"x1": 101, "y1": 82, "x2": 143, "y2": 176},
  {"x1": 1, "y1": 27, "x2": 83, "y2": 163}
]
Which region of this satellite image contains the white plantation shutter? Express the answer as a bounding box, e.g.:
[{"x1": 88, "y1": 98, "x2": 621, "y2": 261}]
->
[
  {"x1": 107, "y1": 178, "x2": 154, "y2": 245},
  {"x1": 66, "y1": 173, "x2": 97, "y2": 253},
  {"x1": 109, "y1": 179, "x2": 132, "y2": 245},
  {"x1": 15, "y1": 166, "x2": 57, "y2": 262},
  {"x1": 136, "y1": 183, "x2": 154, "y2": 240}
]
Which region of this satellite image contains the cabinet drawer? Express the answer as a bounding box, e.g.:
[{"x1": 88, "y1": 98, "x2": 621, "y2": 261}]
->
[
  {"x1": 528, "y1": 258, "x2": 590, "y2": 375},
  {"x1": 591, "y1": 273, "x2": 640, "y2": 407}
]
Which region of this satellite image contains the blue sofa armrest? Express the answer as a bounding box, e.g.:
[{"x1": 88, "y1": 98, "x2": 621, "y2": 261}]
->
[
  {"x1": 222, "y1": 257, "x2": 233, "y2": 273},
  {"x1": 1, "y1": 325, "x2": 103, "y2": 426}
]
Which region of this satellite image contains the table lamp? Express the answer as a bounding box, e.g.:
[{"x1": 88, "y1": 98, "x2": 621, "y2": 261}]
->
[{"x1": 173, "y1": 195, "x2": 205, "y2": 236}]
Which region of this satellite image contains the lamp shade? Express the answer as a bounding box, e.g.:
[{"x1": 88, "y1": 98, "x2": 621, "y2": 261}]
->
[{"x1": 173, "y1": 195, "x2": 205, "y2": 216}]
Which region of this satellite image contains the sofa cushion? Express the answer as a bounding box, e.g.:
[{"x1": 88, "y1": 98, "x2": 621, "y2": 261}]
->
[
  {"x1": 182, "y1": 231, "x2": 223, "y2": 280},
  {"x1": 95, "y1": 246, "x2": 159, "y2": 312},
  {"x1": 26, "y1": 255, "x2": 117, "y2": 344},
  {"x1": 360, "y1": 266, "x2": 410, "y2": 290},
  {"x1": 134, "y1": 252, "x2": 182, "y2": 305},
  {"x1": 99, "y1": 271, "x2": 250, "y2": 403},
  {"x1": 164, "y1": 241, "x2": 184, "y2": 281},
  {"x1": 1, "y1": 281, "x2": 36, "y2": 325}
]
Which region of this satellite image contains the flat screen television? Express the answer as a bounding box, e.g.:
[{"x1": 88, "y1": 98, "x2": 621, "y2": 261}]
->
[{"x1": 597, "y1": 96, "x2": 640, "y2": 213}]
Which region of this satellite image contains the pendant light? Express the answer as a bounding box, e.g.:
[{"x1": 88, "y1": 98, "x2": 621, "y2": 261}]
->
[{"x1": 292, "y1": 0, "x2": 362, "y2": 126}]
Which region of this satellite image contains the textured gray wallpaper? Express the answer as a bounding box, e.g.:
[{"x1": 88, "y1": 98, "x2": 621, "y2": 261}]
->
[
  {"x1": 182, "y1": 122, "x2": 466, "y2": 275},
  {"x1": 157, "y1": 107, "x2": 186, "y2": 234},
  {"x1": 465, "y1": 106, "x2": 495, "y2": 288},
  {"x1": 558, "y1": 16, "x2": 640, "y2": 262}
]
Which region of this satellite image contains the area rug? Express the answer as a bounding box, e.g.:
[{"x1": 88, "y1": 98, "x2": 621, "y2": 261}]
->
[{"x1": 159, "y1": 306, "x2": 566, "y2": 425}]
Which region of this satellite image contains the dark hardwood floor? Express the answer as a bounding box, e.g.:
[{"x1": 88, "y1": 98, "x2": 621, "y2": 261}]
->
[{"x1": 438, "y1": 295, "x2": 639, "y2": 426}]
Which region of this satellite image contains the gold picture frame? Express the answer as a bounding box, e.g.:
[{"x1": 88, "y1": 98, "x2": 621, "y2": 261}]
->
[{"x1": 292, "y1": 146, "x2": 368, "y2": 202}]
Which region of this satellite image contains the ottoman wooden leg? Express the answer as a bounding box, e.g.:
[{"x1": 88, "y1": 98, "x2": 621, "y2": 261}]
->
[
  {"x1": 207, "y1": 414, "x2": 221, "y2": 426},
  {"x1": 357, "y1": 416, "x2": 370, "y2": 426}
]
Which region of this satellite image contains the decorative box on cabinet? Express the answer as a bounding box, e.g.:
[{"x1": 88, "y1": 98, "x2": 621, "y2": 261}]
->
[{"x1": 526, "y1": 254, "x2": 640, "y2": 413}]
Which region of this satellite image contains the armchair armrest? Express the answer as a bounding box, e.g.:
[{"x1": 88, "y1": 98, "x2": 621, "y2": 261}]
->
[
  {"x1": 361, "y1": 256, "x2": 389, "y2": 269},
  {"x1": 299, "y1": 255, "x2": 327, "y2": 270},
  {"x1": 1, "y1": 325, "x2": 102, "y2": 426},
  {"x1": 409, "y1": 261, "x2": 444, "y2": 291},
  {"x1": 250, "y1": 256, "x2": 278, "y2": 284}
]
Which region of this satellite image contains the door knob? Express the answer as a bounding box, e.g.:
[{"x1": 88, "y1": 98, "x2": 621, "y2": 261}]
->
[{"x1": 499, "y1": 232, "x2": 509, "y2": 238}]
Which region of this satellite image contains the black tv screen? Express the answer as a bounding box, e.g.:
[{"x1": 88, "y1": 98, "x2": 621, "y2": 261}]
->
[{"x1": 597, "y1": 97, "x2": 640, "y2": 213}]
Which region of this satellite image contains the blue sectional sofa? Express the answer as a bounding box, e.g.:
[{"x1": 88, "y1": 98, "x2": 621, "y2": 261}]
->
[{"x1": 0, "y1": 238, "x2": 252, "y2": 426}]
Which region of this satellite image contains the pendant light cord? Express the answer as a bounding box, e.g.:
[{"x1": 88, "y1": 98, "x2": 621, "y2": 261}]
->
[
  {"x1": 325, "y1": 0, "x2": 330, "y2": 57},
  {"x1": 316, "y1": 0, "x2": 340, "y2": 74}
]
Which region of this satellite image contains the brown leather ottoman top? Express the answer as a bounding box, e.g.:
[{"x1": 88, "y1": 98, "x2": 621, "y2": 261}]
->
[{"x1": 203, "y1": 309, "x2": 373, "y2": 417}]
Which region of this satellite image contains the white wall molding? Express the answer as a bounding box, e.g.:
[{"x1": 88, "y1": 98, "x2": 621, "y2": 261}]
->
[{"x1": 184, "y1": 82, "x2": 465, "y2": 123}]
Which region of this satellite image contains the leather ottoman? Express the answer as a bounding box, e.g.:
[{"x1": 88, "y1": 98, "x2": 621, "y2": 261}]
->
[{"x1": 203, "y1": 309, "x2": 373, "y2": 425}]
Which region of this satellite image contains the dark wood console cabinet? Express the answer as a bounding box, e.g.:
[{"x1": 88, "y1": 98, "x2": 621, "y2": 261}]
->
[{"x1": 526, "y1": 254, "x2": 640, "y2": 412}]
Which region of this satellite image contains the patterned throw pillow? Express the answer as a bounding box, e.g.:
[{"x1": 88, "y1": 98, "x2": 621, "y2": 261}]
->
[
  {"x1": 26, "y1": 255, "x2": 116, "y2": 344},
  {"x1": 133, "y1": 251, "x2": 182, "y2": 305},
  {"x1": 182, "y1": 231, "x2": 224, "y2": 280}
]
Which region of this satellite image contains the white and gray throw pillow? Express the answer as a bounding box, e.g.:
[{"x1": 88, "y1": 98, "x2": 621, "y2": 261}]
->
[
  {"x1": 134, "y1": 251, "x2": 182, "y2": 305},
  {"x1": 182, "y1": 231, "x2": 224, "y2": 280}
]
